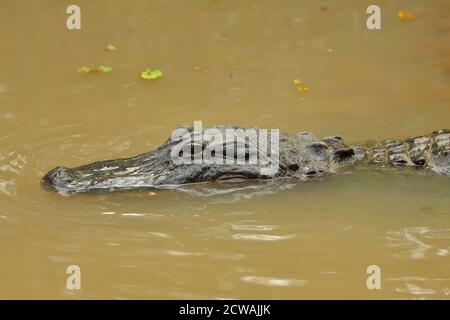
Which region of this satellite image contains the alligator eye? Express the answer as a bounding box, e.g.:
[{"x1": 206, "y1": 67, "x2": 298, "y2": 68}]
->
[
  {"x1": 332, "y1": 148, "x2": 355, "y2": 164},
  {"x1": 306, "y1": 142, "x2": 328, "y2": 160},
  {"x1": 413, "y1": 159, "x2": 426, "y2": 166},
  {"x1": 288, "y1": 163, "x2": 299, "y2": 171},
  {"x1": 306, "y1": 170, "x2": 317, "y2": 176}
]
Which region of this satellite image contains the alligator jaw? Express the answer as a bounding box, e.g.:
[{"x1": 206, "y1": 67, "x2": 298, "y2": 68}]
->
[
  {"x1": 41, "y1": 166, "x2": 87, "y2": 195},
  {"x1": 41, "y1": 155, "x2": 162, "y2": 195}
]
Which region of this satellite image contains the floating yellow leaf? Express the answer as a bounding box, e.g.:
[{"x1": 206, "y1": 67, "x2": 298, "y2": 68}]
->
[
  {"x1": 398, "y1": 11, "x2": 415, "y2": 20},
  {"x1": 297, "y1": 84, "x2": 309, "y2": 93},
  {"x1": 105, "y1": 44, "x2": 116, "y2": 51},
  {"x1": 77, "y1": 66, "x2": 112, "y2": 74},
  {"x1": 292, "y1": 78, "x2": 308, "y2": 93},
  {"x1": 77, "y1": 66, "x2": 91, "y2": 74},
  {"x1": 140, "y1": 69, "x2": 163, "y2": 80},
  {"x1": 194, "y1": 66, "x2": 209, "y2": 73}
]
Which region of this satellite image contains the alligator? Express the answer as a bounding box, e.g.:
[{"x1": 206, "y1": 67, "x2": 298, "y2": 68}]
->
[{"x1": 41, "y1": 126, "x2": 450, "y2": 196}]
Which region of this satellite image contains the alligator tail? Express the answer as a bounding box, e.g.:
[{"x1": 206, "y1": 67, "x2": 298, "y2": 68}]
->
[{"x1": 357, "y1": 129, "x2": 450, "y2": 176}]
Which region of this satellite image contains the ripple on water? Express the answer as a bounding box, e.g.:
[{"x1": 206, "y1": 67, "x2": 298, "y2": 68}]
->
[
  {"x1": 147, "y1": 232, "x2": 172, "y2": 239},
  {"x1": 120, "y1": 213, "x2": 146, "y2": 217},
  {"x1": 395, "y1": 283, "x2": 436, "y2": 296},
  {"x1": 0, "y1": 83, "x2": 9, "y2": 93},
  {"x1": 0, "y1": 125, "x2": 95, "y2": 221},
  {"x1": 386, "y1": 227, "x2": 450, "y2": 259},
  {"x1": 229, "y1": 224, "x2": 279, "y2": 232},
  {"x1": 231, "y1": 234, "x2": 295, "y2": 241},
  {"x1": 100, "y1": 211, "x2": 164, "y2": 218},
  {"x1": 176, "y1": 179, "x2": 298, "y2": 204},
  {"x1": 165, "y1": 250, "x2": 205, "y2": 256},
  {"x1": 100, "y1": 211, "x2": 116, "y2": 215},
  {"x1": 386, "y1": 276, "x2": 450, "y2": 297},
  {"x1": 241, "y1": 276, "x2": 307, "y2": 287},
  {"x1": 204, "y1": 221, "x2": 297, "y2": 241},
  {"x1": 0, "y1": 150, "x2": 25, "y2": 197},
  {"x1": 0, "y1": 179, "x2": 16, "y2": 196},
  {"x1": 0, "y1": 151, "x2": 27, "y2": 174}
]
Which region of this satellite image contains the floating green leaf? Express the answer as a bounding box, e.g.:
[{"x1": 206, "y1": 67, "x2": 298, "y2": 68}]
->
[
  {"x1": 141, "y1": 69, "x2": 163, "y2": 80},
  {"x1": 97, "y1": 65, "x2": 113, "y2": 73}
]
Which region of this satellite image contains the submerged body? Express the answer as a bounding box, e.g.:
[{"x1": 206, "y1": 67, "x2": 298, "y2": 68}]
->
[{"x1": 41, "y1": 126, "x2": 450, "y2": 195}]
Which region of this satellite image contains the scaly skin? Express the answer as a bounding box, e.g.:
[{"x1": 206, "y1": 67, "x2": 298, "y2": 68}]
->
[
  {"x1": 41, "y1": 126, "x2": 450, "y2": 195},
  {"x1": 361, "y1": 129, "x2": 450, "y2": 175}
]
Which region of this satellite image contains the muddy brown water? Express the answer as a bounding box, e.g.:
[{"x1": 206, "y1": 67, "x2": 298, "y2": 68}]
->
[{"x1": 0, "y1": 0, "x2": 449, "y2": 299}]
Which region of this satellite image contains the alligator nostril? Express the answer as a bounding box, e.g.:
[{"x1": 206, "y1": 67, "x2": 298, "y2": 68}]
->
[
  {"x1": 42, "y1": 166, "x2": 75, "y2": 188},
  {"x1": 55, "y1": 166, "x2": 72, "y2": 179}
]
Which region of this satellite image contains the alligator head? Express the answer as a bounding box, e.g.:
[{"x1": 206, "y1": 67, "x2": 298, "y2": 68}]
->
[{"x1": 41, "y1": 125, "x2": 284, "y2": 195}]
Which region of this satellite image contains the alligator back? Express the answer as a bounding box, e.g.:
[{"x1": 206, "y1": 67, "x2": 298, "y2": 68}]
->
[{"x1": 359, "y1": 129, "x2": 450, "y2": 176}]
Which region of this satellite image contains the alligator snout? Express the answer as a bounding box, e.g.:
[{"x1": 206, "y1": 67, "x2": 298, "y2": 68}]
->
[{"x1": 41, "y1": 166, "x2": 77, "y2": 193}]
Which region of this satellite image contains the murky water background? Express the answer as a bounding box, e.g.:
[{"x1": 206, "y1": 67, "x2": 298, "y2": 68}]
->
[{"x1": 0, "y1": 0, "x2": 449, "y2": 299}]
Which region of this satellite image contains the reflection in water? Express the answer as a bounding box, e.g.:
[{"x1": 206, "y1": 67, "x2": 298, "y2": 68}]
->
[{"x1": 176, "y1": 179, "x2": 299, "y2": 203}]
